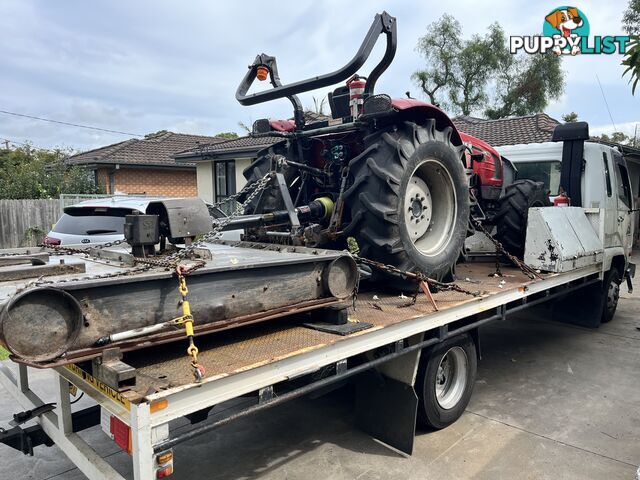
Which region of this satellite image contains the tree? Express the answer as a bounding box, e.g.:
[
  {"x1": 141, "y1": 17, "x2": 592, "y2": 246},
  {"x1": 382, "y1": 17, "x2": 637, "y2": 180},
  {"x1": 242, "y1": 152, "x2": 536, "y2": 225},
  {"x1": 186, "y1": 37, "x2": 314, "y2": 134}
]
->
[
  {"x1": 622, "y1": 0, "x2": 639, "y2": 94},
  {"x1": 562, "y1": 112, "x2": 579, "y2": 122},
  {"x1": 237, "y1": 121, "x2": 251, "y2": 133},
  {"x1": 449, "y1": 23, "x2": 506, "y2": 115},
  {"x1": 595, "y1": 131, "x2": 637, "y2": 146},
  {"x1": 623, "y1": 0, "x2": 640, "y2": 35},
  {"x1": 413, "y1": 16, "x2": 564, "y2": 117},
  {"x1": 622, "y1": 37, "x2": 639, "y2": 95},
  {"x1": 0, "y1": 145, "x2": 100, "y2": 199},
  {"x1": 412, "y1": 14, "x2": 461, "y2": 108},
  {"x1": 215, "y1": 132, "x2": 239, "y2": 139},
  {"x1": 312, "y1": 96, "x2": 328, "y2": 115},
  {"x1": 485, "y1": 51, "x2": 563, "y2": 119}
]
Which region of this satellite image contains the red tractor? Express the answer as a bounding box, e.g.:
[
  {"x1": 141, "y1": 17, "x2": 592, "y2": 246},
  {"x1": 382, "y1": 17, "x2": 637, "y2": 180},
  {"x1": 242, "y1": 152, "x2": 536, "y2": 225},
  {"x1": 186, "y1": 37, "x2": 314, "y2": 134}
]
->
[{"x1": 233, "y1": 12, "x2": 548, "y2": 281}]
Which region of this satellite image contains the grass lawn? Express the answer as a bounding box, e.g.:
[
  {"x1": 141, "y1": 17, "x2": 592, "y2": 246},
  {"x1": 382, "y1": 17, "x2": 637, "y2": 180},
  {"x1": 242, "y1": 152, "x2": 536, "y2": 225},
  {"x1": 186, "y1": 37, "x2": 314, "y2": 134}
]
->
[{"x1": 0, "y1": 347, "x2": 10, "y2": 360}]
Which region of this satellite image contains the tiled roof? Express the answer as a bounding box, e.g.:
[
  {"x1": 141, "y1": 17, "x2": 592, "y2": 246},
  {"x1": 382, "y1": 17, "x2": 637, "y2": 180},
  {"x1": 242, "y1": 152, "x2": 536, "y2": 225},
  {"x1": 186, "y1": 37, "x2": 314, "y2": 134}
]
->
[
  {"x1": 175, "y1": 111, "x2": 330, "y2": 161},
  {"x1": 175, "y1": 135, "x2": 283, "y2": 160},
  {"x1": 453, "y1": 113, "x2": 561, "y2": 146},
  {"x1": 67, "y1": 131, "x2": 226, "y2": 168}
]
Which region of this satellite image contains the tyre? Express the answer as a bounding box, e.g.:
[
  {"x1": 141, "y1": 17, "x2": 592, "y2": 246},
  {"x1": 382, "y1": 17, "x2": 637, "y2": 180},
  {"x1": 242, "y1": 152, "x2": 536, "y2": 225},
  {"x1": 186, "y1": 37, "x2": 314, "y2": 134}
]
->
[
  {"x1": 415, "y1": 334, "x2": 477, "y2": 430},
  {"x1": 601, "y1": 268, "x2": 621, "y2": 323},
  {"x1": 343, "y1": 120, "x2": 470, "y2": 281},
  {"x1": 494, "y1": 179, "x2": 551, "y2": 258}
]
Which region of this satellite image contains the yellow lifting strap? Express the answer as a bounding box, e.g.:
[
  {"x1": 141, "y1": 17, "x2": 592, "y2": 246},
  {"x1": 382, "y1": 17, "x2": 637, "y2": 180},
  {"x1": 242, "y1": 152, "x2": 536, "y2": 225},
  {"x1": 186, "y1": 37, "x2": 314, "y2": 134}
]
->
[{"x1": 175, "y1": 266, "x2": 205, "y2": 382}]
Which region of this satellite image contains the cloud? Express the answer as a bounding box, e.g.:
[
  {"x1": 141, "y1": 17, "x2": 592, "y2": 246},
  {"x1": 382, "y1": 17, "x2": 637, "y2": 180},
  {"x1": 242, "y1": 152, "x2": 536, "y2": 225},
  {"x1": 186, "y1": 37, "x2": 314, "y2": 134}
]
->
[
  {"x1": 0, "y1": 0, "x2": 636, "y2": 151},
  {"x1": 590, "y1": 121, "x2": 640, "y2": 138}
]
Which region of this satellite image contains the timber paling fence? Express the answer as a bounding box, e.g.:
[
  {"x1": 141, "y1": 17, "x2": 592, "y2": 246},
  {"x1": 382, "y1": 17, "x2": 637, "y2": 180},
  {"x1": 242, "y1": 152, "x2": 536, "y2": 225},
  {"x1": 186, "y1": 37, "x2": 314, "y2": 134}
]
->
[{"x1": 0, "y1": 199, "x2": 61, "y2": 248}]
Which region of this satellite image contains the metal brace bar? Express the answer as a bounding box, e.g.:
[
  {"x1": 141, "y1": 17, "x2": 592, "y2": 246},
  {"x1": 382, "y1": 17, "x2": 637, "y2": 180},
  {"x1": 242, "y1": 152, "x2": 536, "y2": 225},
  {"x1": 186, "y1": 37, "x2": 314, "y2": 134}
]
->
[{"x1": 275, "y1": 172, "x2": 300, "y2": 229}]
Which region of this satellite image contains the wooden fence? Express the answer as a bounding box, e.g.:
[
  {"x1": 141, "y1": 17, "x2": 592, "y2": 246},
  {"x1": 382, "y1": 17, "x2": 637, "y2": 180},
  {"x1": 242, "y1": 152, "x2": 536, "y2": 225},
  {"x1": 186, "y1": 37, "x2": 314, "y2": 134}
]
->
[{"x1": 0, "y1": 199, "x2": 61, "y2": 248}]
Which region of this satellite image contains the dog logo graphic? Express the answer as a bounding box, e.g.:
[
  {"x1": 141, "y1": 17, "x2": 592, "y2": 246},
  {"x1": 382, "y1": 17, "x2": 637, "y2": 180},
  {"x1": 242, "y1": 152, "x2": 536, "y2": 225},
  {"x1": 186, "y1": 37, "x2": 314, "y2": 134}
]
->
[
  {"x1": 510, "y1": 6, "x2": 629, "y2": 56},
  {"x1": 543, "y1": 6, "x2": 590, "y2": 55}
]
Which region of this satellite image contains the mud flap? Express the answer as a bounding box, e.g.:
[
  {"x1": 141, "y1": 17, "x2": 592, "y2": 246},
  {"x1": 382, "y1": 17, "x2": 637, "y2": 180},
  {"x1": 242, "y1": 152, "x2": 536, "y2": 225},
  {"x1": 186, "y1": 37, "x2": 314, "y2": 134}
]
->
[
  {"x1": 551, "y1": 281, "x2": 604, "y2": 328},
  {"x1": 355, "y1": 370, "x2": 418, "y2": 456}
]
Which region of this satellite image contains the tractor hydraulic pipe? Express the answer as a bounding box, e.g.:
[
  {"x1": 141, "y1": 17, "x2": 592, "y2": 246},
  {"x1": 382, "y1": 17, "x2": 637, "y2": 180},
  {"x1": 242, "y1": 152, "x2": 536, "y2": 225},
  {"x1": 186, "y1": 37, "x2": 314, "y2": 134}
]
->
[{"x1": 217, "y1": 197, "x2": 334, "y2": 231}]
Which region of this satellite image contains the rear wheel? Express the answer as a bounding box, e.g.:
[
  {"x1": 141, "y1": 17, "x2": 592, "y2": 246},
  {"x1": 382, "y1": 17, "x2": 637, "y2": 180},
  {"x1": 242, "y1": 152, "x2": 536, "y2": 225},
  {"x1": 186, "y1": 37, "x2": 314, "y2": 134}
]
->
[
  {"x1": 344, "y1": 120, "x2": 469, "y2": 281},
  {"x1": 494, "y1": 180, "x2": 551, "y2": 258},
  {"x1": 416, "y1": 334, "x2": 477, "y2": 430},
  {"x1": 601, "y1": 268, "x2": 621, "y2": 323}
]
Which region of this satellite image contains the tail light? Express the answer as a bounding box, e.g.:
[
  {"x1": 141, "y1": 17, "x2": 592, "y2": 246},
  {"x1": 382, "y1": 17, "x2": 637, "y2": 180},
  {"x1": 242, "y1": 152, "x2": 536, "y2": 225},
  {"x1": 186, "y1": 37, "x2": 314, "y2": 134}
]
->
[{"x1": 43, "y1": 235, "x2": 61, "y2": 246}]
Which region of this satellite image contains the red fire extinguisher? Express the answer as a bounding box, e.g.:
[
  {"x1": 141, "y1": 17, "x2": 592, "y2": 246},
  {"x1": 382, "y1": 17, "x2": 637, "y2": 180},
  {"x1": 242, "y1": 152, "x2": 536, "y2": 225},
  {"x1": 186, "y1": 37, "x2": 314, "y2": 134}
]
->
[
  {"x1": 554, "y1": 190, "x2": 570, "y2": 206},
  {"x1": 347, "y1": 75, "x2": 366, "y2": 118}
]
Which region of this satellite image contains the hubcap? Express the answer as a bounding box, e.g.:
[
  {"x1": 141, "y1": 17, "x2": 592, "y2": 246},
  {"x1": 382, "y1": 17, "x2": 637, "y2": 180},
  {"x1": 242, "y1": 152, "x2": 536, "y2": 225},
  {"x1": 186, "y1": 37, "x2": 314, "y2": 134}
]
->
[
  {"x1": 435, "y1": 346, "x2": 468, "y2": 410},
  {"x1": 404, "y1": 176, "x2": 433, "y2": 240},
  {"x1": 607, "y1": 280, "x2": 620, "y2": 312},
  {"x1": 403, "y1": 159, "x2": 457, "y2": 256}
]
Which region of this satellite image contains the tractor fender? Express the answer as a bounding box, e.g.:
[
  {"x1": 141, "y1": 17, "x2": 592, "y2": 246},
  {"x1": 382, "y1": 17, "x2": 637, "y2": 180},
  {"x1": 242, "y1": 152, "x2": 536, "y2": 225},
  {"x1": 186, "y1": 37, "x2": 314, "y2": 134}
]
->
[{"x1": 390, "y1": 99, "x2": 463, "y2": 147}]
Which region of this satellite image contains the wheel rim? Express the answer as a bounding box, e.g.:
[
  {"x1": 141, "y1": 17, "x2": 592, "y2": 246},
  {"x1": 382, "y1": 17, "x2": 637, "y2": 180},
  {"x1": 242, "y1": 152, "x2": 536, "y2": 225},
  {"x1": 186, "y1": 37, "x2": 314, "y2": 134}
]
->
[
  {"x1": 435, "y1": 346, "x2": 468, "y2": 410},
  {"x1": 606, "y1": 279, "x2": 620, "y2": 312},
  {"x1": 404, "y1": 159, "x2": 457, "y2": 256}
]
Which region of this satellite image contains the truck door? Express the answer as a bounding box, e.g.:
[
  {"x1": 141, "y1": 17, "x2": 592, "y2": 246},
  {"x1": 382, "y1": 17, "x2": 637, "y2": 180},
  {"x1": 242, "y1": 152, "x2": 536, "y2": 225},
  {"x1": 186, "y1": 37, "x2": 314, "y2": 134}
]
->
[{"x1": 613, "y1": 151, "x2": 634, "y2": 254}]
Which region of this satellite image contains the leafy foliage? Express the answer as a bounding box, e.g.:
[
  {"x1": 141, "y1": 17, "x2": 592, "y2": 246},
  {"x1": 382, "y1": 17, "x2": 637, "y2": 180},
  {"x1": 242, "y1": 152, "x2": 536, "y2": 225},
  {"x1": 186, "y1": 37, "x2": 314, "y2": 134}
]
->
[
  {"x1": 623, "y1": 0, "x2": 640, "y2": 35},
  {"x1": 0, "y1": 145, "x2": 101, "y2": 199},
  {"x1": 562, "y1": 112, "x2": 579, "y2": 122},
  {"x1": 594, "y1": 131, "x2": 638, "y2": 146},
  {"x1": 215, "y1": 132, "x2": 239, "y2": 139},
  {"x1": 485, "y1": 50, "x2": 563, "y2": 119},
  {"x1": 622, "y1": 36, "x2": 640, "y2": 95},
  {"x1": 312, "y1": 96, "x2": 328, "y2": 115},
  {"x1": 412, "y1": 14, "x2": 461, "y2": 108},
  {"x1": 413, "y1": 16, "x2": 564, "y2": 117}
]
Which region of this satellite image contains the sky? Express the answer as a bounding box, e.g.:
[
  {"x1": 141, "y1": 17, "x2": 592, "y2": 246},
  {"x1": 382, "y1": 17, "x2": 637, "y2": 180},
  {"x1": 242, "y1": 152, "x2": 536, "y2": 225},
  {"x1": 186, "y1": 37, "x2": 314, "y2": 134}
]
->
[{"x1": 0, "y1": 0, "x2": 638, "y2": 152}]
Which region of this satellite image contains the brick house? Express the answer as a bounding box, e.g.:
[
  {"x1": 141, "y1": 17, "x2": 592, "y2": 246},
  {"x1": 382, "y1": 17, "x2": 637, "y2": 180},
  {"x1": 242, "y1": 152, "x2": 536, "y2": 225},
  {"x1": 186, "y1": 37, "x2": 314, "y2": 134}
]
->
[
  {"x1": 68, "y1": 131, "x2": 225, "y2": 197},
  {"x1": 174, "y1": 135, "x2": 282, "y2": 204}
]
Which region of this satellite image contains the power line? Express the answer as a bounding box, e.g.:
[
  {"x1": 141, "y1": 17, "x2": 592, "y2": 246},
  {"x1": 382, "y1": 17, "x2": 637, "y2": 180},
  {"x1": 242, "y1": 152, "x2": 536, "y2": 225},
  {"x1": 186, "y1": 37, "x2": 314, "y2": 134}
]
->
[
  {"x1": 0, "y1": 109, "x2": 143, "y2": 137},
  {"x1": 595, "y1": 74, "x2": 617, "y2": 133}
]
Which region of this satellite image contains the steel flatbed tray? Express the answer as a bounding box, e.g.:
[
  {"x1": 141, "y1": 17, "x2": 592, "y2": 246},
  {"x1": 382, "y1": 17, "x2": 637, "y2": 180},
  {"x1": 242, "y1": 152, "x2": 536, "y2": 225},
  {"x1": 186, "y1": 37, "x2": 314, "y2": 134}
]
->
[
  {"x1": 0, "y1": 260, "x2": 602, "y2": 480},
  {"x1": 62, "y1": 262, "x2": 599, "y2": 405}
]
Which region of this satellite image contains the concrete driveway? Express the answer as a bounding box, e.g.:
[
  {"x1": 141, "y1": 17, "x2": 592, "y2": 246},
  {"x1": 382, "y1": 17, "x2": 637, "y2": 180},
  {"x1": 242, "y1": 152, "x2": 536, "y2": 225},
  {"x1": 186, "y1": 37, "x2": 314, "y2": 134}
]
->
[{"x1": 1, "y1": 289, "x2": 639, "y2": 479}]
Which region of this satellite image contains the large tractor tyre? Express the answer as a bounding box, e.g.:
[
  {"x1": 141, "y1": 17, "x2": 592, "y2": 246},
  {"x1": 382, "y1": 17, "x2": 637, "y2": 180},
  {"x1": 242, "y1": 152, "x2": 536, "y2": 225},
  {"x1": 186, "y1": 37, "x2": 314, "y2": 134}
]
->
[
  {"x1": 343, "y1": 120, "x2": 470, "y2": 281},
  {"x1": 494, "y1": 180, "x2": 551, "y2": 258}
]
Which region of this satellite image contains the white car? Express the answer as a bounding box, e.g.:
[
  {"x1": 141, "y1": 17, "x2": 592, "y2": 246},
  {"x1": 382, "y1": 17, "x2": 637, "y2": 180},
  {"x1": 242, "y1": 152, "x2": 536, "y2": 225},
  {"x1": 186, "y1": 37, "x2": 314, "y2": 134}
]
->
[{"x1": 44, "y1": 196, "x2": 241, "y2": 246}]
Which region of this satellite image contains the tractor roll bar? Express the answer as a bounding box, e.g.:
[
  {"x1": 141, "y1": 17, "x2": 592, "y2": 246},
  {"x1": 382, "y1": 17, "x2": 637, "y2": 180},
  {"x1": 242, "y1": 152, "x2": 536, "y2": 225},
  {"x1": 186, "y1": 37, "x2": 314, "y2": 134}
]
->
[{"x1": 236, "y1": 11, "x2": 397, "y2": 127}]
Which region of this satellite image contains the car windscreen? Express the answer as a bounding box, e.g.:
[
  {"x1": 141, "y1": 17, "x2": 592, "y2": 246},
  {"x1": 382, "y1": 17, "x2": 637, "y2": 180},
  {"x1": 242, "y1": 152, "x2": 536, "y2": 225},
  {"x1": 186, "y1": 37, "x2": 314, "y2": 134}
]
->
[
  {"x1": 515, "y1": 161, "x2": 561, "y2": 195},
  {"x1": 52, "y1": 207, "x2": 134, "y2": 235}
]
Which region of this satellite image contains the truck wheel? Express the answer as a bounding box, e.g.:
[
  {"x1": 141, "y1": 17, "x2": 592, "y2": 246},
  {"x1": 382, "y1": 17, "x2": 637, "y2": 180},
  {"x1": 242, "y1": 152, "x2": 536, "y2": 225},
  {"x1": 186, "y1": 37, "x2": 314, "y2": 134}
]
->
[
  {"x1": 416, "y1": 334, "x2": 477, "y2": 430},
  {"x1": 601, "y1": 268, "x2": 621, "y2": 323},
  {"x1": 494, "y1": 180, "x2": 550, "y2": 258},
  {"x1": 344, "y1": 120, "x2": 469, "y2": 281}
]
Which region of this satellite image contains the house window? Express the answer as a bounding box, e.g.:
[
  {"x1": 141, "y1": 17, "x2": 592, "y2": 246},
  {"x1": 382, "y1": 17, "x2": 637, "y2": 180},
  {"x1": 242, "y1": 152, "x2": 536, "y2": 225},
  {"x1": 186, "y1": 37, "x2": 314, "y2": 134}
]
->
[{"x1": 214, "y1": 161, "x2": 237, "y2": 212}]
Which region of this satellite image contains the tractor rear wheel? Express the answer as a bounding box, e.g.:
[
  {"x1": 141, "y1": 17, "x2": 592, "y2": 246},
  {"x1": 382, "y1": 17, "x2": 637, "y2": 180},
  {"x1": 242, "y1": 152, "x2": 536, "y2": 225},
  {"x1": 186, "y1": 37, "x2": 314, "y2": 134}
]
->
[
  {"x1": 494, "y1": 180, "x2": 550, "y2": 258},
  {"x1": 343, "y1": 120, "x2": 469, "y2": 281}
]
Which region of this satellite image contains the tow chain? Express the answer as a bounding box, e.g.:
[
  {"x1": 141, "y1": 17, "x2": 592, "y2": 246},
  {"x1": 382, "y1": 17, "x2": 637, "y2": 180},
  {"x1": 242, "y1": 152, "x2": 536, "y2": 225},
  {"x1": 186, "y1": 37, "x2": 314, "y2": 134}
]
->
[
  {"x1": 471, "y1": 220, "x2": 541, "y2": 280},
  {"x1": 355, "y1": 256, "x2": 482, "y2": 298},
  {"x1": 175, "y1": 266, "x2": 205, "y2": 382},
  {"x1": 159, "y1": 172, "x2": 274, "y2": 273}
]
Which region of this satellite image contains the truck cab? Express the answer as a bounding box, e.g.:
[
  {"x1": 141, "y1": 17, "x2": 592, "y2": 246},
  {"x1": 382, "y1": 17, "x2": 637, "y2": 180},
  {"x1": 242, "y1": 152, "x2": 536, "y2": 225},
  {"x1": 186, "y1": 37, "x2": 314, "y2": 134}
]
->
[{"x1": 496, "y1": 141, "x2": 635, "y2": 261}]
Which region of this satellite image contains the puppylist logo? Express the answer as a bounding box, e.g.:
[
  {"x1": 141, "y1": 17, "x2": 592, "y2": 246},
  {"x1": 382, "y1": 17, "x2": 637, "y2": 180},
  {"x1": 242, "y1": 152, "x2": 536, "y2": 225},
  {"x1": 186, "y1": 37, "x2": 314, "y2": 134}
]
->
[{"x1": 510, "y1": 6, "x2": 631, "y2": 56}]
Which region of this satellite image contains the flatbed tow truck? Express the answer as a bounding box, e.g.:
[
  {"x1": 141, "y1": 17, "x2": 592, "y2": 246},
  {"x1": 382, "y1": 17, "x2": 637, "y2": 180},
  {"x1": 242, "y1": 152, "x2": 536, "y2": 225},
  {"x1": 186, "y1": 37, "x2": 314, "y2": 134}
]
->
[{"x1": 0, "y1": 188, "x2": 634, "y2": 479}]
